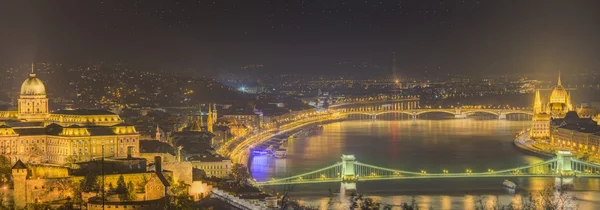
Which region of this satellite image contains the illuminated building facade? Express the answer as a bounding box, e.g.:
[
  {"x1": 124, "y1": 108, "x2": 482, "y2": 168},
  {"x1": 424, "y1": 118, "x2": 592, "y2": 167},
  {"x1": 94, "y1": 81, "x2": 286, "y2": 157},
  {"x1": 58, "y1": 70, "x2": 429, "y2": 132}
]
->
[
  {"x1": 530, "y1": 74, "x2": 574, "y2": 139},
  {"x1": 550, "y1": 111, "x2": 600, "y2": 154},
  {"x1": 548, "y1": 74, "x2": 573, "y2": 117},
  {"x1": 0, "y1": 70, "x2": 140, "y2": 165},
  {"x1": 531, "y1": 89, "x2": 551, "y2": 139},
  {"x1": 189, "y1": 154, "x2": 232, "y2": 178}
]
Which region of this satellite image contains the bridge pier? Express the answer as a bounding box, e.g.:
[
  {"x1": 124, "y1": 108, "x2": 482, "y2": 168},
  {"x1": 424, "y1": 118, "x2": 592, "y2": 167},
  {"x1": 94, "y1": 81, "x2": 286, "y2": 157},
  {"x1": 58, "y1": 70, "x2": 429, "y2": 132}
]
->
[
  {"x1": 454, "y1": 114, "x2": 467, "y2": 119},
  {"x1": 498, "y1": 113, "x2": 507, "y2": 120},
  {"x1": 341, "y1": 154, "x2": 357, "y2": 193},
  {"x1": 371, "y1": 114, "x2": 377, "y2": 121},
  {"x1": 555, "y1": 177, "x2": 575, "y2": 189}
]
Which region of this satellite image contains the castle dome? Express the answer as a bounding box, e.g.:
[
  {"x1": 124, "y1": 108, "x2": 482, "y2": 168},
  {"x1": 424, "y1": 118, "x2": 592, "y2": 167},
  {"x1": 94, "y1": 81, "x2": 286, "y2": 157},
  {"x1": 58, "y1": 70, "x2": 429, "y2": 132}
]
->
[{"x1": 20, "y1": 73, "x2": 46, "y2": 96}]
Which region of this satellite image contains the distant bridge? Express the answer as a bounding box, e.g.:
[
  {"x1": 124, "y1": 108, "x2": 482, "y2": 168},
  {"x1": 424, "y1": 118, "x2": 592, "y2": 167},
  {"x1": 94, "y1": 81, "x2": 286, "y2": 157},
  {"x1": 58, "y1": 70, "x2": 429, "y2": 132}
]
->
[
  {"x1": 255, "y1": 152, "x2": 600, "y2": 192},
  {"x1": 336, "y1": 107, "x2": 533, "y2": 120}
]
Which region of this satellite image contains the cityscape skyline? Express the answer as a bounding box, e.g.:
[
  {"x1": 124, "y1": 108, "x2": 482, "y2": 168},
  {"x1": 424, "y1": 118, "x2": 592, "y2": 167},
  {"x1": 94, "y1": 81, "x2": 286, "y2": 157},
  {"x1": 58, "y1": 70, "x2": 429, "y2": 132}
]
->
[{"x1": 3, "y1": 1, "x2": 600, "y2": 209}]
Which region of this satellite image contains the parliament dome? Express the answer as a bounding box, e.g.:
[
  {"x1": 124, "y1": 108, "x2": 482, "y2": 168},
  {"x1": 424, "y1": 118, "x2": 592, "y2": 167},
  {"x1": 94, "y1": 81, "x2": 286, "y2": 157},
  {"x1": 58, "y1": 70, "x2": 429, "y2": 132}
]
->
[
  {"x1": 549, "y1": 73, "x2": 567, "y2": 104},
  {"x1": 549, "y1": 86, "x2": 568, "y2": 104},
  {"x1": 20, "y1": 73, "x2": 46, "y2": 96}
]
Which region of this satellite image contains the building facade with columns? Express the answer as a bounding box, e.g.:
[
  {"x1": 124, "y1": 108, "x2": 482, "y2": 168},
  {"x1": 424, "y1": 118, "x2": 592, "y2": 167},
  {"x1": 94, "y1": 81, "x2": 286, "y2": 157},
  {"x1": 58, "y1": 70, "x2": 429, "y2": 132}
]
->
[{"x1": 0, "y1": 69, "x2": 140, "y2": 165}]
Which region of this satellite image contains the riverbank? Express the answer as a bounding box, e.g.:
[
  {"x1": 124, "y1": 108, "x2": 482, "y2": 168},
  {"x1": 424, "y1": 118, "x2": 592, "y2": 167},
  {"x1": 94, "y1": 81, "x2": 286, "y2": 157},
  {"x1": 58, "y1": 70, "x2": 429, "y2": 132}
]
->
[
  {"x1": 513, "y1": 130, "x2": 555, "y2": 158},
  {"x1": 242, "y1": 118, "x2": 345, "y2": 166}
]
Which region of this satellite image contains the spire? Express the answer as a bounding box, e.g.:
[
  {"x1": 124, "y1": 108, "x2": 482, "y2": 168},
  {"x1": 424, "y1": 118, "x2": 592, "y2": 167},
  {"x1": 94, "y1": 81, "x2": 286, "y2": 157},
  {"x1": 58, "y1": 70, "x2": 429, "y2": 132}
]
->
[
  {"x1": 566, "y1": 91, "x2": 573, "y2": 111},
  {"x1": 534, "y1": 88, "x2": 543, "y2": 114},
  {"x1": 30, "y1": 63, "x2": 36, "y2": 77},
  {"x1": 557, "y1": 71, "x2": 562, "y2": 86},
  {"x1": 207, "y1": 103, "x2": 214, "y2": 133}
]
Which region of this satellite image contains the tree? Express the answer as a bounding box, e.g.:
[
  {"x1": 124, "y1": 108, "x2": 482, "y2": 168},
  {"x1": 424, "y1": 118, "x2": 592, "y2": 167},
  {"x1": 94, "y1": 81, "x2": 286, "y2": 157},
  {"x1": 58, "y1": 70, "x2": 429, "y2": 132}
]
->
[
  {"x1": 170, "y1": 181, "x2": 189, "y2": 197},
  {"x1": 126, "y1": 181, "x2": 136, "y2": 201},
  {"x1": 79, "y1": 173, "x2": 100, "y2": 193},
  {"x1": 135, "y1": 174, "x2": 149, "y2": 192},
  {"x1": 0, "y1": 191, "x2": 13, "y2": 210},
  {"x1": 0, "y1": 156, "x2": 11, "y2": 175},
  {"x1": 45, "y1": 179, "x2": 76, "y2": 199},
  {"x1": 116, "y1": 175, "x2": 128, "y2": 201},
  {"x1": 278, "y1": 184, "x2": 295, "y2": 210},
  {"x1": 230, "y1": 163, "x2": 251, "y2": 186},
  {"x1": 165, "y1": 195, "x2": 197, "y2": 210}
]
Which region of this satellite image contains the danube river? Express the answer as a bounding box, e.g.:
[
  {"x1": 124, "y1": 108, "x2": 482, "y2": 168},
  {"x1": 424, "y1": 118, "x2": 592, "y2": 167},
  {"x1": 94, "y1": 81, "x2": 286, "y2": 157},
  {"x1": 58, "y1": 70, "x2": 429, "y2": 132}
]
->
[{"x1": 250, "y1": 118, "x2": 600, "y2": 209}]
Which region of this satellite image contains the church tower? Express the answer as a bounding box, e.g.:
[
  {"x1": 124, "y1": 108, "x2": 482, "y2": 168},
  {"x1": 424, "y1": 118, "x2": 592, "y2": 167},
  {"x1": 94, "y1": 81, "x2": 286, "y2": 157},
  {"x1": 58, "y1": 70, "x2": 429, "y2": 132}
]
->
[
  {"x1": 12, "y1": 160, "x2": 28, "y2": 209},
  {"x1": 18, "y1": 64, "x2": 49, "y2": 122},
  {"x1": 212, "y1": 103, "x2": 218, "y2": 124},
  {"x1": 207, "y1": 104, "x2": 214, "y2": 133}
]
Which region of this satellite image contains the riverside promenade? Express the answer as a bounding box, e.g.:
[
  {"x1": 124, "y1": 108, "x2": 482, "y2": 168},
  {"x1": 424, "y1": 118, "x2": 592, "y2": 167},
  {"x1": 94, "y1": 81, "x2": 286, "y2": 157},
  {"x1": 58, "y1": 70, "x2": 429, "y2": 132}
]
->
[{"x1": 513, "y1": 129, "x2": 555, "y2": 157}]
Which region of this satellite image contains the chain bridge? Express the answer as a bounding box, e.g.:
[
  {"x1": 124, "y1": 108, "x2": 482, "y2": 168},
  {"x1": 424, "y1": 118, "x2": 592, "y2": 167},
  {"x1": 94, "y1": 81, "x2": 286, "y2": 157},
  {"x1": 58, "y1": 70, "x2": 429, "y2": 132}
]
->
[
  {"x1": 337, "y1": 107, "x2": 533, "y2": 120},
  {"x1": 255, "y1": 151, "x2": 600, "y2": 192}
]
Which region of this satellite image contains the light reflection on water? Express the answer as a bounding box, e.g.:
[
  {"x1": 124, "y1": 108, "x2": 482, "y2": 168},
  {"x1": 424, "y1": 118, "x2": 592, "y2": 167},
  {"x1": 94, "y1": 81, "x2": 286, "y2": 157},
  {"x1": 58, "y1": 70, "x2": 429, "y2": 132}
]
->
[{"x1": 250, "y1": 119, "x2": 600, "y2": 209}]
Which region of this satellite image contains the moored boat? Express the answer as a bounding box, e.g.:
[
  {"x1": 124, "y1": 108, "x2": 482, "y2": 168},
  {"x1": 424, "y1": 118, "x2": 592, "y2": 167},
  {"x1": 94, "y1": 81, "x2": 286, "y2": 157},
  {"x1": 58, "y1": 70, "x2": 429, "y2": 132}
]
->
[{"x1": 275, "y1": 149, "x2": 287, "y2": 158}]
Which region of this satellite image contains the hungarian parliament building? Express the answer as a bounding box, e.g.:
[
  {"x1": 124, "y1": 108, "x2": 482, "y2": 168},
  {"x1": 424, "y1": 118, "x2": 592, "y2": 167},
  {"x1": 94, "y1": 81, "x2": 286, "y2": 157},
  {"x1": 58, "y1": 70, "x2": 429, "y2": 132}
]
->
[
  {"x1": 0, "y1": 68, "x2": 139, "y2": 165},
  {"x1": 530, "y1": 74, "x2": 600, "y2": 155}
]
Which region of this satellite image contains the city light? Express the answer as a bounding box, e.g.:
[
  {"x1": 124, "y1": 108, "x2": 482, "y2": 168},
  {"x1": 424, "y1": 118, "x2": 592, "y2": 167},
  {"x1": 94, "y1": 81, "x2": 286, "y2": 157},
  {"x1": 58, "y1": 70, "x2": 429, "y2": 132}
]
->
[{"x1": 2, "y1": 2, "x2": 599, "y2": 208}]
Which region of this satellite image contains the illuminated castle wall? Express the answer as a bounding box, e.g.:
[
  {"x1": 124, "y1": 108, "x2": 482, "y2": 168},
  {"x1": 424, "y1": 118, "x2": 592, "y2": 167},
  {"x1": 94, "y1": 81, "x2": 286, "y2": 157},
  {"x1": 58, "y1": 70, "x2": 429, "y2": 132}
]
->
[{"x1": 0, "y1": 67, "x2": 140, "y2": 165}]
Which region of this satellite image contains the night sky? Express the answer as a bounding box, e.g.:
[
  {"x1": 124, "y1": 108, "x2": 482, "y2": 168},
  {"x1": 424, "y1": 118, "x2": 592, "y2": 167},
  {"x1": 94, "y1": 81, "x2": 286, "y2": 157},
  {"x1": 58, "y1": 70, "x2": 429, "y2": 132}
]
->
[{"x1": 1, "y1": 0, "x2": 600, "y2": 75}]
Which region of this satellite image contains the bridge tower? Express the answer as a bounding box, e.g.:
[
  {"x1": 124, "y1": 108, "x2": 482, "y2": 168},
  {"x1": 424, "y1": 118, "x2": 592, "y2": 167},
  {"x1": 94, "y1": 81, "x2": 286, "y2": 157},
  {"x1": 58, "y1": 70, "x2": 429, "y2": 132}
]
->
[
  {"x1": 555, "y1": 151, "x2": 574, "y2": 174},
  {"x1": 340, "y1": 154, "x2": 357, "y2": 193}
]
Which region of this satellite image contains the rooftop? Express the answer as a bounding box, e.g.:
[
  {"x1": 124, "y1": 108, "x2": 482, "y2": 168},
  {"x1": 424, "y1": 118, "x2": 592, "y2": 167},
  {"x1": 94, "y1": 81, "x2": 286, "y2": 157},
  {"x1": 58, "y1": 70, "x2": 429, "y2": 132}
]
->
[
  {"x1": 53, "y1": 109, "x2": 116, "y2": 115},
  {"x1": 189, "y1": 154, "x2": 230, "y2": 162},
  {"x1": 12, "y1": 159, "x2": 27, "y2": 169},
  {"x1": 140, "y1": 140, "x2": 176, "y2": 155}
]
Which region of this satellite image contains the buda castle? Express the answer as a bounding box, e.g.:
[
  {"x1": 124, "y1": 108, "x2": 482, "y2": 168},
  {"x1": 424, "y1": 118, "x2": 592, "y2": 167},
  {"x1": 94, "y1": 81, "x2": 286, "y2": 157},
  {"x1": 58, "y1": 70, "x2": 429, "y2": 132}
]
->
[{"x1": 0, "y1": 66, "x2": 139, "y2": 165}]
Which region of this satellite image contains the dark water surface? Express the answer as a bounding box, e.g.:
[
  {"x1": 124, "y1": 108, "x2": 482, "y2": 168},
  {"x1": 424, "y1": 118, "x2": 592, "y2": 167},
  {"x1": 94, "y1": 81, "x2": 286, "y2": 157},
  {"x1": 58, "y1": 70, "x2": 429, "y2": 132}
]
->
[{"x1": 250, "y1": 119, "x2": 600, "y2": 209}]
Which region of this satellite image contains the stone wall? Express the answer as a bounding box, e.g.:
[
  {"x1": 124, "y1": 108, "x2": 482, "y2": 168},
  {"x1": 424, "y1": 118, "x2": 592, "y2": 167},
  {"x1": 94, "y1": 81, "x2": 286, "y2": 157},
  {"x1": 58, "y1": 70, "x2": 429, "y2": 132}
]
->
[
  {"x1": 162, "y1": 161, "x2": 192, "y2": 184},
  {"x1": 189, "y1": 181, "x2": 212, "y2": 201},
  {"x1": 28, "y1": 164, "x2": 69, "y2": 178}
]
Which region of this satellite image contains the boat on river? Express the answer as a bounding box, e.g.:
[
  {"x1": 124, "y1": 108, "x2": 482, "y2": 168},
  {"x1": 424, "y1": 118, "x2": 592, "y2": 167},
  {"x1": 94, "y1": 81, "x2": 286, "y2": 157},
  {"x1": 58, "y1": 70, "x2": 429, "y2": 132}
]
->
[
  {"x1": 274, "y1": 149, "x2": 287, "y2": 158},
  {"x1": 503, "y1": 179, "x2": 516, "y2": 189}
]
